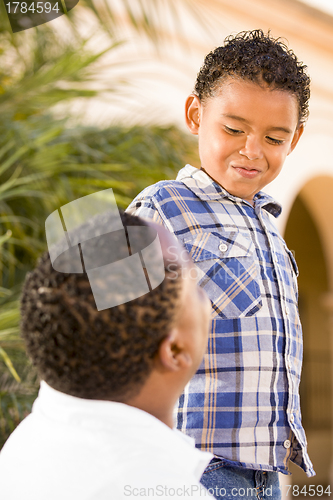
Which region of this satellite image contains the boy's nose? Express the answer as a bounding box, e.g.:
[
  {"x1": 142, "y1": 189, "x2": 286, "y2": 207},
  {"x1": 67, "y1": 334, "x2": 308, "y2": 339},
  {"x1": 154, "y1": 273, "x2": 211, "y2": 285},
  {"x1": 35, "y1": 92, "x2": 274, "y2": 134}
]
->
[{"x1": 239, "y1": 136, "x2": 263, "y2": 161}]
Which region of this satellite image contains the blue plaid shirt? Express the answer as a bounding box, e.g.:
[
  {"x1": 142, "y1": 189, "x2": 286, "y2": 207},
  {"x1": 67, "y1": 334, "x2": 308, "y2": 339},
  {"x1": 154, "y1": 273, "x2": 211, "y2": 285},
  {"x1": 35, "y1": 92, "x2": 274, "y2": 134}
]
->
[{"x1": 127, "y1": 165, "x2": 315, "y2": 477}]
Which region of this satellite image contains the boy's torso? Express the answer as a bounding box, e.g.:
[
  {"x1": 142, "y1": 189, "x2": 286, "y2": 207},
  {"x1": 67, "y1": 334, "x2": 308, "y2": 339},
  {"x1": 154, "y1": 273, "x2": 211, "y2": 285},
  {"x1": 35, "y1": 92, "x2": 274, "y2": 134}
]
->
[{"x1": 126, "y1": 165, "x2": 314, "y2": 477}]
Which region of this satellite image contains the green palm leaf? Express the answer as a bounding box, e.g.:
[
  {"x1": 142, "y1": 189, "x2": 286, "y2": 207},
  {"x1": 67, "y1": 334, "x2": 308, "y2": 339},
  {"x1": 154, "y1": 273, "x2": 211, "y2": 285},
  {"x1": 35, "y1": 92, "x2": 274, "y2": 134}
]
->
[{"x1": 0, "y1": 0, "x2": 203, "y2": 449}]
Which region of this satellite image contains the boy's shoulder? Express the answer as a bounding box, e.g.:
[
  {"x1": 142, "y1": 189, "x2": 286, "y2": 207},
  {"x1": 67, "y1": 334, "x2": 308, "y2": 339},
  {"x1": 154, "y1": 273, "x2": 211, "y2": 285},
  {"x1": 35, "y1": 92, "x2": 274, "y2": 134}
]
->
[
  {"x1": 133, "y1": 179, "x2": 188, "y2": 202},
  {"x1": 130, "y1": 164, "x2": 224, "y2": 207}
]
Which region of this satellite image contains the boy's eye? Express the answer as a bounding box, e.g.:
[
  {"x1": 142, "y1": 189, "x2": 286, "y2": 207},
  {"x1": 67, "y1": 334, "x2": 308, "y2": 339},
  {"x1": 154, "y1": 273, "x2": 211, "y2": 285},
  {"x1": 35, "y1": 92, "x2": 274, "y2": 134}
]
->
[
  {"x1": 266, "y1": 136, "x2": 285, "y2": 145},
  {"x1": 225, "y1": 126, "x2": 243, "y2": 135}
]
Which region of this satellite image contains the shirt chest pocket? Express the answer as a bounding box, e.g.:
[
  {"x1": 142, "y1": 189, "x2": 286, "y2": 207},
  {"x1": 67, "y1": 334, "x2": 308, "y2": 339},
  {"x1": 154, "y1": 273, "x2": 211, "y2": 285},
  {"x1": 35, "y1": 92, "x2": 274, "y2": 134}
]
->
[{"x1": 183, "y1": 231, "x2": 262, "y2": 319}]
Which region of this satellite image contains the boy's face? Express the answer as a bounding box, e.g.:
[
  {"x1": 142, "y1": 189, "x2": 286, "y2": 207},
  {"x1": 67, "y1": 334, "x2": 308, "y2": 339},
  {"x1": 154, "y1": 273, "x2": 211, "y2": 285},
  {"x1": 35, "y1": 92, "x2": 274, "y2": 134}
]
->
[{"x1": 185, "y1": 77, "x2": 304, "y2": 204}]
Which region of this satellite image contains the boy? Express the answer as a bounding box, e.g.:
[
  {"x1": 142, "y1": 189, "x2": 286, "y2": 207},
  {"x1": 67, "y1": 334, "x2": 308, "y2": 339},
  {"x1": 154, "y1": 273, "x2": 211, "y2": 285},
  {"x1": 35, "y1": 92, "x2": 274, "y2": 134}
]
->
[
  {"x1": 0, "y1": 211, "x2": 213, "y2": 499},
  {"x1": 127, "y1": 30, "x2": 315, "y2": 498}
]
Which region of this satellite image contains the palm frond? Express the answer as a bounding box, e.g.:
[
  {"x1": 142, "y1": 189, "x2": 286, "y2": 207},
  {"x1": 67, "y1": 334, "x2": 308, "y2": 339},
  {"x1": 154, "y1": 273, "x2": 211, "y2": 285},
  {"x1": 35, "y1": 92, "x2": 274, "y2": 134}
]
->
[{"x1": 0, "y1": 0, "x2": 205, "y2": 449}]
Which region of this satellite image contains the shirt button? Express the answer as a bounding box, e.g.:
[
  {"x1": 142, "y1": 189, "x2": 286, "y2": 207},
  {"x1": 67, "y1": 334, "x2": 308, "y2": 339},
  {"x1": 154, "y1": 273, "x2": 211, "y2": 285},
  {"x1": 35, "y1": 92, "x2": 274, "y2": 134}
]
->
[
  {"x1": 290, "y1": 414, "x2": 294, "y2": 423},
  {"x1": 219, "y1": 242, "x2": 228, "y2": 253},
  {"x1": 285, "y1": 306, "x2": 289, "y2": 315},
  {"x1": 283, "y1": 440, "x2": 291, "y2": 449}
]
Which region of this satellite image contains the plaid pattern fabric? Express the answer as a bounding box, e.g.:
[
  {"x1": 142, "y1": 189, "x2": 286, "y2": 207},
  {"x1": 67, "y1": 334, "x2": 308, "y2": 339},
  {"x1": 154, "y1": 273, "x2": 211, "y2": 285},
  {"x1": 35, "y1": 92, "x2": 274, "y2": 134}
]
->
[{"x1": 126, "y1": 165, "x2": 314, "y2": 477}]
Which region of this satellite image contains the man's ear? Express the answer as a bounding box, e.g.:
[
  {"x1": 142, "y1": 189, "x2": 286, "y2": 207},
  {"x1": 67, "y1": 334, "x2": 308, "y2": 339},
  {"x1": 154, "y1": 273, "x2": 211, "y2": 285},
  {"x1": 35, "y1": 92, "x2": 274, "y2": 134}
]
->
[
  {"x1": 185, "y1": 94, "x2": 201, "y2": 135},
  {"x1": 157, "y1": 330, "x2": 192, "y2": 372},
  {"x1": 288, "y1": 124, "x2": 304, "y2": 155}
]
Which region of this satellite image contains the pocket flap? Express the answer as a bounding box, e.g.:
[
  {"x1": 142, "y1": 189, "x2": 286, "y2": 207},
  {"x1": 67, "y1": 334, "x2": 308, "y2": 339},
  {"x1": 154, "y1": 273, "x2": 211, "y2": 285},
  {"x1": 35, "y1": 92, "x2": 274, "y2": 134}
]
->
[{"x1": 183, "y1": 231, "x2": 254, "y2": 261}]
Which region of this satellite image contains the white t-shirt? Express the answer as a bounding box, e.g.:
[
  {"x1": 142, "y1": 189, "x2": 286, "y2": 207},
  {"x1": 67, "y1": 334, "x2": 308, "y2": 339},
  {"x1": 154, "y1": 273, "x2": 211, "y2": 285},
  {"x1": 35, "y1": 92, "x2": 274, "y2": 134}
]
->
[{"x1": 0, "y1": 382, "x2": 213, "y2": 499}]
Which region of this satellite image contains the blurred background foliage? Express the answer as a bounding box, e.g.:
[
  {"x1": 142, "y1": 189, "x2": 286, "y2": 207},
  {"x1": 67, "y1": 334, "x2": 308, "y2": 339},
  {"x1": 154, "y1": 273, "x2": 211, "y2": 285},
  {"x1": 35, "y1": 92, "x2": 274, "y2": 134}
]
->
[{"x1": 0, "y1": 0, "x2": 199, "y2": 448}]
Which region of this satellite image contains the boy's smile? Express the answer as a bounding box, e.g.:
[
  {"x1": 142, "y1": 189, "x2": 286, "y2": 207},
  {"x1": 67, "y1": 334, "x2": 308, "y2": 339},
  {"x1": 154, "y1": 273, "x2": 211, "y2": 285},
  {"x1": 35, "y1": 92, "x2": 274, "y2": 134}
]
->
[{"x1": 185, "y1": 77, "x2": 304, "y2": 204}]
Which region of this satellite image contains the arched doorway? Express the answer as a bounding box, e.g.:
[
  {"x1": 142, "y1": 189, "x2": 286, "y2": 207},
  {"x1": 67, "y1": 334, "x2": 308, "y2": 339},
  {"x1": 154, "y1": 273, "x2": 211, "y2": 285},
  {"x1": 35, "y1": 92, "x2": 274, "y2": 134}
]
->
[{"x1": 284, "y1": 178, "x2": 333, "y2": 487}]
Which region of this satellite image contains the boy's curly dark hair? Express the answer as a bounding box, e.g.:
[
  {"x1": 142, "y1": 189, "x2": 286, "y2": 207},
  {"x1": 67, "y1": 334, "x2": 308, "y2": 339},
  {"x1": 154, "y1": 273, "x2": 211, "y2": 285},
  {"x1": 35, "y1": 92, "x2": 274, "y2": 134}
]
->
[
  {"x1": 20, "y1": 212, "x2": 182, "y2": 401},
  {"x1": 194, "y1": 29, "x2": 310, "y2": 125}
]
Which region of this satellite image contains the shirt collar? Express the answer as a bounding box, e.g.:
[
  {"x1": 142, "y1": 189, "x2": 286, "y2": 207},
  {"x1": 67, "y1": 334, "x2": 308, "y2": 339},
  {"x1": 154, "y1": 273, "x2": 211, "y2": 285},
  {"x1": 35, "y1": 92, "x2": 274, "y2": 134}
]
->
[
  {"x1": 35, "y1": 382, "x2": 212, "y2": 480},
  {"x1": 176, "y1": 164, "x2": 282, "y2": 218}
]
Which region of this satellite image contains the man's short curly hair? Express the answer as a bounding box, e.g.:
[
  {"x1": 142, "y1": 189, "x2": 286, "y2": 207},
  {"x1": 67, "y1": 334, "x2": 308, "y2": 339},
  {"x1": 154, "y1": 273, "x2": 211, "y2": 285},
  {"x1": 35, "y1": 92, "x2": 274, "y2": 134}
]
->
[
  {"x1": 194, "y1": 29, "x2": 311, "y2": 125},
  {"x1": 20, "y1": 212, "x2": 182, "y2": 401}
]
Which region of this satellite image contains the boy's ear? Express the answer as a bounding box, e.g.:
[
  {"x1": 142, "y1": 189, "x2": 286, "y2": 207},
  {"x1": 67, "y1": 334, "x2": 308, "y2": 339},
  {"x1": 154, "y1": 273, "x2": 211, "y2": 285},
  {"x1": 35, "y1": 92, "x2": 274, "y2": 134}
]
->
[
  {"x1": 185, "y1": 94, "x2": 201, "y2": 135},
  {"x1": 156, "y1": 329, "x2": 192, "y2": 372},
  {"x1": 288, "y1": 124, "x2": 304, "y2": 155}
]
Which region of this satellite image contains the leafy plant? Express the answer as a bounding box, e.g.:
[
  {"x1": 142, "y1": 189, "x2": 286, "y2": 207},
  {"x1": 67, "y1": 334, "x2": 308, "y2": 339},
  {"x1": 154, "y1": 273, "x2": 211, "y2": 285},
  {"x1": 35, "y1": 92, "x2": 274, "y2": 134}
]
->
[
  {"x1": 0, "y1": 116, "x2": 197, "y2": 447},
  {"x1": 0, "y1": 0, "x2": 201, "y2": 449}
]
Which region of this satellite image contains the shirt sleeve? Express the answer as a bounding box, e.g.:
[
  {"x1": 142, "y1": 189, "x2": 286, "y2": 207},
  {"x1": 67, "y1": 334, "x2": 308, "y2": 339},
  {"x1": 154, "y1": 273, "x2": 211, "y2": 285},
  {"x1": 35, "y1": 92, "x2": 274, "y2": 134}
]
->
[
  {"x1": 126, "y1": 189, "x2": 174, "y2": 233},
  {"x1": 126, "y1": 198, "x2": 164, "y2": 226}
]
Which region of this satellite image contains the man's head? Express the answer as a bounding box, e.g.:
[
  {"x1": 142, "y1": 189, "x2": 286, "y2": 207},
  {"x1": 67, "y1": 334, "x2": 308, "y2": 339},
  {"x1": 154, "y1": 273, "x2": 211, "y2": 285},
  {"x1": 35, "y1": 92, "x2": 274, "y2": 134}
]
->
[
  {"x1": 20, "y1": 211, "x2": 211, "y2": 408},
  {"x1": 185, "y1": 30, "x2": 311, "y2": 203}
]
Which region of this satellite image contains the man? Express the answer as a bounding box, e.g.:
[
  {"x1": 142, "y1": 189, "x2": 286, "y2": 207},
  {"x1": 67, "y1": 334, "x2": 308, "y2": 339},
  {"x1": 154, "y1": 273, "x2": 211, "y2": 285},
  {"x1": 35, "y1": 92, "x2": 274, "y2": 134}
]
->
[{"x1": 0, "y1": 210, "x2": 213, "y2": 499}]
